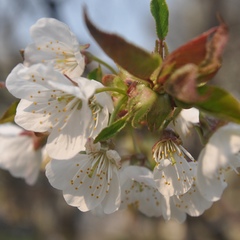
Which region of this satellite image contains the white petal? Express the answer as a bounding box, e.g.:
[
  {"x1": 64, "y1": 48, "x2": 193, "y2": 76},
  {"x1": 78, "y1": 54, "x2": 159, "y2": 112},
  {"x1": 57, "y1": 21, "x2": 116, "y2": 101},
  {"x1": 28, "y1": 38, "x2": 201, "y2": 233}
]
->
[
  {"x1": 0, "y1": 123, "x2": 23, "y2": 135},
  {"x1": 15, "y1": 99, "x2": 53, "y2": 132},
  {"x1": 74, "y1": 78, "x2": 100, "y2": 99},
  {"x1": 173, "y1": 184, "x2": 213, "y2": 216},
  {"x1": 6, "y1": 64, "x2": 73, "y2": 101},
  {"x1": 0, "y1": 134, "x2": 42, "y2": 185},
  {"x1": 208, "y1": 123, "x2": 240, "y2": 156},
  {"x1": 46, "y1": 100, "x2": 92, "y2": 159},
  {"x1": 101, "y1": 168, "x2": 121, "y2": 214},
  {"x1": 173, "y1": 108, "x2": 199, "y2": 136},
  {"x1": 106, "y1": 150, "x2": 121, "y2": 167},
  {"x1": 30, "y1": 18, "x2": 78, "y2": 45},
  {"x1": 180, "y1": 108, "x2": 199, "y2": 123},
  {"x1": 196, "y1": 147, "x2": 228, "y2": 202},
  {"x1": 24, "y1": 18, "x2": 85, "y2": 78},
  {"x1": 47, "y1": 157, "x2": 105, "y2": 211},
  {"x1": 154, "y1": 155, "x2": 194, "y2": 196},
  {"x1": 195, "y1": 123, "x2": 240, "y2": 202},
  {"x1": 45, "y1": 158, "x2": 76, "y2": 190},
  {"x1": 183, "y1": 164, "x2": 214, "y2": 217},
  {"x1": 120, "y1": 166, "x2": 162, "y2": 217},
  {"x1": 46, "y1": 153, "x2": 121, "y2": 212},
  {"x1": 161, "y1": 195, "x2": 186, "y2": 223}
]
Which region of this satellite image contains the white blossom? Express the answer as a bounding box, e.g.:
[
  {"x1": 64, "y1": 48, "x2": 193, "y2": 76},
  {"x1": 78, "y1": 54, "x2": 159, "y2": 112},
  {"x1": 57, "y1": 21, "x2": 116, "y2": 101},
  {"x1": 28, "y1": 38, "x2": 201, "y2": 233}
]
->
[
  {"x1": 172, "y1": 163, "x2": 212, "y2": 217},
  {"x1": 45, "y1": 138, "x2": 121, "y2": 213},
  {"x1": 120, "y1": 165, "x2": 162, "y2": 217},
  {"x1": 196, "y1": 123, "x2": 240, "y2": 202},
  {"x1": 161, "y1": 195, "x2": 187, "y2": 223},
  {"x1": 6, "y1": 63, "x2": 113, "y2": 159},
  {"x1": 24, "y1": 18, "x2": 85, "y2": 78},
  {"x1": 174, "y1": 108, "x2": 199, "y2": 137},
  {"x1": 153, "y1": 131, "x2": 195, "y2": 197},
  {"x1": 0, "y1": 123, "x2": 44, "y2": 185}
]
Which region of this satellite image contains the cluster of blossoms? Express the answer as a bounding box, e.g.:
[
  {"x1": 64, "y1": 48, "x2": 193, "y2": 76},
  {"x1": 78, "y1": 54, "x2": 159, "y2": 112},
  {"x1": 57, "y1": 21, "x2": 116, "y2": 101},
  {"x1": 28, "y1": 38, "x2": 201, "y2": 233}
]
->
[{"x1": 1, "y1": 3, "x2": 240, "y2": 223}]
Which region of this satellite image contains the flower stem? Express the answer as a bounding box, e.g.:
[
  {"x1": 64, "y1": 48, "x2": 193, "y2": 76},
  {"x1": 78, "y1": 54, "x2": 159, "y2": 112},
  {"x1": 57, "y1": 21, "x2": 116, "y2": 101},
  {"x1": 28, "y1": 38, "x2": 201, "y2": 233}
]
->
[
  {"x1": 88, "y1": 53, "x2": 118, "y2": 74},
  {"x1": 95, "y1": 87, "x2": 126, "y2": 96},
  {"x1": 109, "y1": 95, "x2": 128, "y2": 125}
]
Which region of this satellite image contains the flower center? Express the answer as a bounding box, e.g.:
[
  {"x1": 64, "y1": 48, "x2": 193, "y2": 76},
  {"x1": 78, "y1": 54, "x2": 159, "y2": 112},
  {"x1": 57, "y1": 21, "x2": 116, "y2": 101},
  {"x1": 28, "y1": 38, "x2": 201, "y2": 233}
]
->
[
  {"x1": 153, "y1": 140, "x2": 183, "y2": 165},
  {"x1": 56, "y1": 93, "x2": 82, "y2": 111},
  {"x1": 88, "y1": 96, "x2": 103, "y2": 129}
]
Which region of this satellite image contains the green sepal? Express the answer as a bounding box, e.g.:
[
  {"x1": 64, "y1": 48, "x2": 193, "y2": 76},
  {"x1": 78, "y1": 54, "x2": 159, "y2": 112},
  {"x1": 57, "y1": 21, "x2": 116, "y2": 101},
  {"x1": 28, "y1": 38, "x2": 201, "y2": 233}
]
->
[
  {"x1": 87, "y1": 65, "x2": 103, "y2": 82},
  {"x1": 94, "y1": 118, "x2": 127, "y2": 143},
  {"x1": 118, "y1": 66, "x2": 155, "y2": 88},
  {"x1": 84, "y1": 10, "x2": 161, "y2": 80},
  {"x1": 0, "y1": 100, "x2": 19, "y2": 124},
  {"x1": 127, "y1": 83, "x2": 158, "y2": 128},
  {"x1": 150, "y1": 0, "x2": 169, "y2": 40},
  {"x1": 194, "y1": 85, "x2": 240, "y2": 124},
  {"x1": 102, "y1": 75, "x2": 127, "y2": 92},
  {"x1": 147, "y1": 93, "x2": 173, "y2": 131}
]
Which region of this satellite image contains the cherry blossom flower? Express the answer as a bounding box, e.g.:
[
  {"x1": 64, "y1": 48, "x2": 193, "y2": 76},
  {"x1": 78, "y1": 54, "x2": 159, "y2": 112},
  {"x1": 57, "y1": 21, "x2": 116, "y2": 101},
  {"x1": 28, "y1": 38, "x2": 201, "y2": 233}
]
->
[
  {"x1": 45, "y1": 138, "x2": 121, "y2": 214},
  {"x1": 6, "y1": 63, "x2": 113, "y2": 159},
  {"x1": 119, "y1": 165, "x2": 162, "y2": 217},
  {"x1": 161, "y1": 195, "x2": 187, "y2": 223},
  {"x1": 161, "y1": 163, "x2": 212, "y2": 222},
  {"x1": 24, "y1": 18, "x2": 85, "y2": 78},
  {"x1": 173, "y1": 108, "x2": 199, "y2": 137},
  {"x1": 153, "y1": 130, "x2": 195, "y2": 197},
  {"x1": 0, "y1": 123, "x2": 44, "y2": 185},
  {"x1": 172, "y1": 162, "x2": 212, "y2": 217},
  {"x1": 196, "y1": 123, "x2": 240, "y2": 202}
]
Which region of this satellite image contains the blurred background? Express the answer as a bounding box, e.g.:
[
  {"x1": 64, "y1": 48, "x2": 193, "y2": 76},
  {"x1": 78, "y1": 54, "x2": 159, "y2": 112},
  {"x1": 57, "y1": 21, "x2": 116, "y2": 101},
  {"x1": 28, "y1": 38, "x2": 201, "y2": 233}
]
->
[{"x1": 0, "y1": 0, "x2": 240, "y2": 239}]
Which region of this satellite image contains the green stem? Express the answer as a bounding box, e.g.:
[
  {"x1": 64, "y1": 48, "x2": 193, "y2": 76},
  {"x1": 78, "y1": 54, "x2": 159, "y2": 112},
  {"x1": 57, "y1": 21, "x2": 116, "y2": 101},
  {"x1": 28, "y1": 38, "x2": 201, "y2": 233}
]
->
[
  {"x1": 109, "y1": 95, "x2": 128, "y2": 125},
  {"x1": 159, "y1": 107, "x2": 182, "y2": 132},
  {"x1": 89, "y1": 53, "x2": 118, "y2": 74},
  {"x1": 95, "y1": 87, "x2": 126, "y2": 96},
  {"x1": 194, "y1": 124, "x2": 206, "y2": 145},
  {"x1": 159, "y1": 119, "x2": 172, "y2": 132},
  {"x1": 129, "y1": 126, "x2": 141, "y2": 154}
]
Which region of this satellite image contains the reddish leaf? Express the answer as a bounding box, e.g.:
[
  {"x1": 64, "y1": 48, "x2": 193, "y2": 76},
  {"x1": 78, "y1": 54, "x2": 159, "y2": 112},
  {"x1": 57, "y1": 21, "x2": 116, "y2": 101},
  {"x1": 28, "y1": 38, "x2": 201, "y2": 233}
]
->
[
  {"x1": 84, "y1": 11, "x2": 161, "y2": 80},
  {"x1": 158, "y1": 24, "x2": 228, "y2": 86},
  {"x1": 164, "y1": 64, "x2": 207, "y2": 103},
  {"x1": 0, "y1": 81, "x2": 5, "y2": 88},
  {"x1": 198, "y1": 23, "x2": 228, "y2": 81},
  {"x1": 162, "y1": 26, "x2": 217, "y2": 69}
]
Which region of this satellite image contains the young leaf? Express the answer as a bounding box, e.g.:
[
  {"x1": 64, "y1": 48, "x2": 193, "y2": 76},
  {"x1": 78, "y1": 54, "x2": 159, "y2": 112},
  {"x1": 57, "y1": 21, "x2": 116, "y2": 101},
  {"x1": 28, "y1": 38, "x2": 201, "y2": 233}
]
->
[
  {"x1": 94, "y1": 118, "x2": 127, "y2": 143},
  {"x1": 198, "y1": 23, "x2": 228, "y2": 82},
  {"x1": 84, "y1": 10, "x2": 161, "y2": 80},
  {"x1": 162, "y1": 26, "x2": 217, "y2": 70},
  {"x1": 0, "y1": 100, "x2": 19, "y2": 124},
  {"x1": 164, "y1": 64, "x2": 206, "y2": 103},
  {"x1": 147, "y1": 93, "x2": 173, "y2": 131},
  {"x1": 87, "y1": 65, "x2": 103, "y2": 82},
  {"x1": 150, "y1": 0, "x2": 169, "y2": 40},
  {"x1": 127, "y1": 83, "x2": 158, "y2": 128},
  {"x1": 194, "y1": 85, "x2": 240, "y2": 124}
]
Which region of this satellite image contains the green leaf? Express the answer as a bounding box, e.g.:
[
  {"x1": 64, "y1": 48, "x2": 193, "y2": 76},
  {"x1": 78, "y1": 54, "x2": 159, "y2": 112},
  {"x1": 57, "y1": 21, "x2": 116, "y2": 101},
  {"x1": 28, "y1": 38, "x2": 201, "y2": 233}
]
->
[
  {"x1": 84, "y1": 10, "x2": 161, "y2": 80},
  {"x1": 87, "y1": 65, "x2": 103, "y2": 81},
  {"x1": 150, "y1": 0, "x2": 169, "y2": 40},
  {"x1": 194, "y1": 85, "x2": 240, "y2": 124},
  {"x1": 94, "y1": 118, "x2": 127, "y2": 143},
  {"x1": 0, "y1": 100, "x2": 19, "y2": 124}
]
